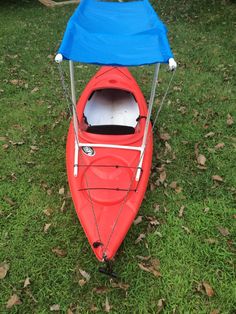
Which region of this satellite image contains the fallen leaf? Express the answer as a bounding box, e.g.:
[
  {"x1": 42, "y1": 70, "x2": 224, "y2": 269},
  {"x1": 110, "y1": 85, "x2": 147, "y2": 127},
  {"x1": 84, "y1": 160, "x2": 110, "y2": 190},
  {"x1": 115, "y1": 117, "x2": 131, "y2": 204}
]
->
[
  {"x1": 197, "y1": 154, "x2": 206, "y2": 166},
  {"x1": 110, "y1": 281, "x2": 129, "y2": 290},
  {"x1": 23, "y1": 277, "x2": 30, "y2": 288},
  {"x1": 157, "y1": 298, "x2": 165, "y2": 313},
  {"x1": 43, "y1": 208, "x2": 53, "y2": 216},
  {"x1": 133, "y1": 216, "x2": 142, "y2": 225},
  {"x1": 205, "y1": 238, "x2": 219, "y2": 244},
  {"x1": 182, "y1": 225, "x2": 191, "y2": 234},
  {"x1": 135, "y1": 233, "x2": 146, "y2": 244},
  {"x1": 136, "y1": 255, "x2": 151, "y2": 261},
  {"x1": 9, "y1": 140, "x2": 24, "y2": 146},
  {"x1": 175, "y1": 186, "x2": 182, "y2": 194},
  {"x1": 154, "y1": 204, "x2": 160, "y2": 212},
  {"x1": 218, "y1": 227, "x2": 230, "y2": 237},
  {"x1": 92, "y1": 286, "x2": 109, "y2": 294},
  {"x1": 79, "y1": 269, "x2": 90, "y2": 281},
  {"x1": 215, "y1": 143, "x2": 225, "y2": 149},
  {"x1": 3, "y1": 143, "x2": 9, "y2": 150},
  {"x1": 212, "y1": 175, "x2": 223, "y2": 182},
  {"x1": 159, "y1": 170, "x2": 167, "y2": 183},
  {"x1": 10, "y1": 79, "x2": 25, "y2": 86},
  {"x1": 60, "y1": 200, "x2": 66, "y2": 212},
  {"x1": 204, "y1": 132, "x2": 215, "y2": 138},
  {"x1": 0, "y1": 262, "x2": 9, "y2": 279},
  {"x1": 52, "y1": 247, "x2": 67, "y2": 257},
  {"x1": 3, "y1": 196, "x2": 15, "y2": 206},
  {"x1": 169, "y1": 181, "x2": 177, "y2": 189},
  {"x1": 79, "y1": 279, "x2": 86, "y2": 287},
  {"x1": 159, "y1": 133, "x2": 170, "y2": 141},
  {"x1": 6, "y1": 294, "x2": 22, "y2": 309},
  {"x1": 90, "y1": 305, "x2": 98, "y2": 312},
  {"x1": 147, "y1": 216, "x2": 160, "y2": 226},
  {"x1": 178, "y1": 205, "x2": 185, "y2": 218},
  {"x1": 31, "y1": 87, "x2": 39, "y2": 93},
  {"x1": 104, "y1": 296, "x2": 111, "y2": 313},
  {"x1": 202, "y1": 281, "x2": 214, "y2": 297},
  {"x1": 227, "y1": 114, "x2": 234, "y2": 126},
  {"x1": 59, "y1": 187, "x2": 65, "y2": 195},
  {"x1": 204, "y1": 207, "x2": 210, "y2": 213},
  {"x1": 210, "y1": 310, "x2": 220, "y2": 314},
  {"x1": 138, "y1": 263, "x2": 161, "y2": 277},
  {"x1": 0, "y1": 136, "x2": 7, "y2": 142},
  {"x1": 44, "y1": 223, "x2": 52, "y2": 233},
  {"x1": 50, "y1": 304, "x2": 60, "y2": 311}
]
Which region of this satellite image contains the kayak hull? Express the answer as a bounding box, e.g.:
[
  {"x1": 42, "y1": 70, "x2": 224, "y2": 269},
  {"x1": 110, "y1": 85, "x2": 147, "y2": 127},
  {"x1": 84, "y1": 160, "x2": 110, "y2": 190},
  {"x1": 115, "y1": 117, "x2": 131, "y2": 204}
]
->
[{"x1": 66, "y1": 67, "x2": 153, "y2": 261}]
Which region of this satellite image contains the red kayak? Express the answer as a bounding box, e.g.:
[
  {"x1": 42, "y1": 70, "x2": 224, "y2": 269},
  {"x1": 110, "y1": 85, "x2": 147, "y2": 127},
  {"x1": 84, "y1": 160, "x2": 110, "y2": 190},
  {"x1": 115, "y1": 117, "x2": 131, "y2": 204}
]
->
[{"x1": 66, "y1": 66, "x2": 153, "y2": 261}]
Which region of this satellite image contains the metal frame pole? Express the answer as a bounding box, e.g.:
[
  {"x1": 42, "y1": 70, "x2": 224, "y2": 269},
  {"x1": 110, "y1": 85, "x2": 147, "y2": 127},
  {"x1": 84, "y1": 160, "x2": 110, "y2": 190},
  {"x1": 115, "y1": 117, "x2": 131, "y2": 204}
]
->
[
  {"x1": 69, "y1": 60, "x2": 79, "y2": 177},
  {"x1": 136, "y1": 63, "x2": 160, "y2": 181}
]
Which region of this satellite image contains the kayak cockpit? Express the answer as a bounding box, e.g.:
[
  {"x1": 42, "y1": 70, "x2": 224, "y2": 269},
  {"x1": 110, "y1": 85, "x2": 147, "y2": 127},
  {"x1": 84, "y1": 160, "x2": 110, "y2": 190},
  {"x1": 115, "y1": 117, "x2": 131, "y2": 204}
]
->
[{"x1": 83, "y1": 88, "x2": 140, "y2": 135}]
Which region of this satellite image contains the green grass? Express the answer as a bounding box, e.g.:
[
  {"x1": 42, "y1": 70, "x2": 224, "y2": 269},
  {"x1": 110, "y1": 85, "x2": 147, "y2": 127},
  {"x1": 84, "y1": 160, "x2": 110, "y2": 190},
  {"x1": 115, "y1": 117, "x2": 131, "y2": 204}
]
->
[{"x1": 0, "y1": 0, "x2": 235, "y2": 313}]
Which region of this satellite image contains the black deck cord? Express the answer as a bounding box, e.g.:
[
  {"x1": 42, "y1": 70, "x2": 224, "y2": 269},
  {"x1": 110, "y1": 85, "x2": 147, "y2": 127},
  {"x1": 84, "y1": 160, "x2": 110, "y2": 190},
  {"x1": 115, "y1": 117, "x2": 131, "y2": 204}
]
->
[{"x1": 98, "y1": 256, "x2": 118, "y2": 279}]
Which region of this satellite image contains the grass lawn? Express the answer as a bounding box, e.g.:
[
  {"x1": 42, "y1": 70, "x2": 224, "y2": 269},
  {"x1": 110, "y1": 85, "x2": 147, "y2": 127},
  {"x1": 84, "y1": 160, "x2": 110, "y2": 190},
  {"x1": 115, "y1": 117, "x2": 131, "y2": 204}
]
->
[{"x1": 0, "y1": 0, "x2": 235, "y2": 313}]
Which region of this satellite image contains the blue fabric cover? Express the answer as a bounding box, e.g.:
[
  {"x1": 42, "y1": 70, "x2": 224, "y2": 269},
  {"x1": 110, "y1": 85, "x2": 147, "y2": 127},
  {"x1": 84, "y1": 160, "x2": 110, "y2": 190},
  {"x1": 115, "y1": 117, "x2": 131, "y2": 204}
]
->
[{"x1": 58, "y1": 0, "x2": 174, "y2": 66}]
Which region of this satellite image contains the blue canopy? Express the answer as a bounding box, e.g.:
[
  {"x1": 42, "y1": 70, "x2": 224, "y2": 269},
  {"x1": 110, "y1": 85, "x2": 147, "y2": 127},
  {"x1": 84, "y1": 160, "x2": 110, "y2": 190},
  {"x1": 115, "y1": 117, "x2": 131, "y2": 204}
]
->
[{"x1": 58, "y1": 0, "x2": 174, "y2": 66}]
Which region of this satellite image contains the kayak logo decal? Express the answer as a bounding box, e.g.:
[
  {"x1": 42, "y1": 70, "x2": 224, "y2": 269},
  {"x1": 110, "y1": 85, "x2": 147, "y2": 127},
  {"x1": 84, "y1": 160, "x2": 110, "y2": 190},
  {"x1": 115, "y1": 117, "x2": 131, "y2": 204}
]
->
[{"x1": 82, "y1": 146, "x2": 95, "y2": 156}]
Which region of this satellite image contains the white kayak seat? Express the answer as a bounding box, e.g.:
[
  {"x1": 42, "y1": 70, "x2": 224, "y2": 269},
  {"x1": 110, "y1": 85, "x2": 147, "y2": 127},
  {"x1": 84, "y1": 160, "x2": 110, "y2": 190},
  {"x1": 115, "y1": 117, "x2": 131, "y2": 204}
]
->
[{"x1": 84, "y1": 89, "x2": 140, "y2": 128}]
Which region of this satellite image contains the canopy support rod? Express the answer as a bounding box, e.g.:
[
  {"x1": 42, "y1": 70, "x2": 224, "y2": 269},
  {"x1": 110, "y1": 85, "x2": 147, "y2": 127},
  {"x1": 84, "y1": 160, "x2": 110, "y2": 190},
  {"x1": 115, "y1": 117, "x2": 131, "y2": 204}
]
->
[
  {"x1": 136, "y1": 63, "x2": 160, "y2": 181},
  {"x1": 69, "y1": 60, "x2": 79, "y2": 177}
]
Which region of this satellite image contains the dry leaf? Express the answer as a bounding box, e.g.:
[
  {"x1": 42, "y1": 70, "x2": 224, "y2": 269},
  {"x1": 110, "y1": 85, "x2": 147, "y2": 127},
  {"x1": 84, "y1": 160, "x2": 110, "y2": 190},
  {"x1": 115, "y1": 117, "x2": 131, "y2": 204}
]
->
[
  {"x1": 175, "y1": 186, "x2": 182, "y2": 194},
  {"x1": 52, "y1": 247, "x2": 67, "y2": 257},
  {"x1": 138, "y1": 263, "x2": 161, "y2": 277},
  {"x1": 3, "y1": 143, "x2": 9, "y2": 150},
  {"x1": 227, "y1": 114, "x2": 234, "y2": 126},
  {"x1": 204, "y1": 132, "x2": 215, "y2": 138},
  {"x1": 182, "y1": 225, "x2": 191, "y2": 234},
  {"x1": 61, "y1": 200, "x2": 66, "y2": 212},
  {"x1": 134, "y1": 216, "x2": 142, "y2": 225},
  {"x1": 79, "y1": 269, "x2": 90, "y2": 281},
  {"x1": 23, "y1": 277, "x2": 30, "y2": 288},
  {"x1": 30, "y1": 145, "x2": 39, "y2": 151},
  {"x1": 147, "y1": 216, "x2": 160, "y2": 226},
  {"x1": 169, "y1": 181, "x2": 177, "y2": 189},
  {"x1": 59, "y1": 187, "x2": 65, "y2": 195},
  {"x1": 135, "y1": 233, "x2": 146, "y2": 244},
  {"x1": 212, "y1": 175, "x2": 223, "y2": 182},
  {"x1": 104, "y1": 296, "x2": 111, "y2": 313},
  {"x1": 43, "y1": 208, "x2": 53, "y2": 216},
  {"x1": 197, "y1": 154, "x2": 206, "y2": 166},
  {"x1": 90, "y1": 305, "x2": 98, "y2": 312},
  {"x1": 202, "y1": 281, "x2": 214, "y2": 297},
  {"x1": 210, "y1": 309, "x2": 220, "y2": 314},
  {"x1": 205, "y1": 238, "x2": 219, "y2": 244},
  {"x1": 92, "y1": 286, "x2": 109, "y2": 294},
  {"x1": 136, "y1": 255, "x2": 151, "y2": 261},
  {"x1": 79, "y1": 279, "x2": 86, "y2": 287},
  {"x1": 159, "y1": 170, "x2": 167, "y2": 183},
  {"x1": 3, "y1": 196, "x2": 15, "y2": 206},
  {"x1": 157, "y1": 298, "x2": 165, "y2": 313},
  {"x1": 218, "y1": 227, "x2": 230, "y2": 237},
  {"x1": 6, "y1": 294, "x2": 22, "y2": 309},
  {"x1": 178, "y1": 205, "x2": 185, "y2": 218},
  {"x1": 0, "y1": 262, "x2": 9, "y2": 279},
  {"x1": 111, "y1": 281, "x2": 130, "y2": 291},
  {"x1": 10, "y1": 79, "x2": 25, "y2": 86},
  {"x1": 160, "y1": 133, "x2": 170, "y2": 141},
  {"x1": 50, "y1": 304, "x2": 60, "y2": 311},
  {"x1": 215, "y1": 143, "x2": 225, "y2": 149},
  {"x1": 31, "y1": 87, "x2": 39, "y2": 93},
  {"x1": 44, "y1": 223, "x2": 52, "y2": 233}
]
